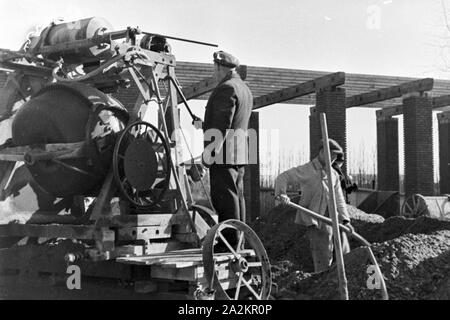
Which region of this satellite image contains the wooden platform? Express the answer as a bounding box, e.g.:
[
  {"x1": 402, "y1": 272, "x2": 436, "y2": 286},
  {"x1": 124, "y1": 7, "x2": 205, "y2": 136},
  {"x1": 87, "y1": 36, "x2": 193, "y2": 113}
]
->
[{"x1": 117, "y1": 248, "x2": 257, "y2": 292}]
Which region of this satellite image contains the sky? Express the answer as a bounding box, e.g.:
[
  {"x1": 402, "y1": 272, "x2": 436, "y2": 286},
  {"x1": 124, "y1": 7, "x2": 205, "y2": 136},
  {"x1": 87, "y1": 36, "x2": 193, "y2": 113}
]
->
[{"x1": 0, "y1": 0, "x2": 449, "y2": 181}]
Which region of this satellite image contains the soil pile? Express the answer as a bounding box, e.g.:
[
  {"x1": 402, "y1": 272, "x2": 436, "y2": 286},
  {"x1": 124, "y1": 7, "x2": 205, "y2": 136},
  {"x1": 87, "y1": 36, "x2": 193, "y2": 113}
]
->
[
  {"x1": 251, "y1": 203, "x2": 313, "y2": 271},
  {"x1": 256, "y1": 204, "x2": 450, "y2": 300},
  {"x1": 353, "y1": 215, "x2": 450, "y2": 243},
  {"x1": 251, "y1": 204, "x2": 386, "y2": 272},
  {"x1": 272, "y1": 231, "x2": 450, "y2": 300}
]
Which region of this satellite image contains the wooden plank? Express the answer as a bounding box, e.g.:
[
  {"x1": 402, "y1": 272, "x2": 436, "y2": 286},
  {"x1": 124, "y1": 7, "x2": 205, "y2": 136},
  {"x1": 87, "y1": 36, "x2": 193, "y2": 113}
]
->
[
  {"x1": 376, "y1": 94, "x2": 450, "y2": 118},
  {"x1": 433, "y1": 94, "x2": 450, "y2": 109},
  {"x1": 181, "y1": 76, "x2": 215, "y2": 100},
  {"x1": 143, "y1": 240, "x2": 190, "y2": 255},
  {"x1": 0, "y1": 212, "x2": 87, "y2": 225},
  {"x1": 111, "y1": 212, "x2": 188, "y2": 227},
  {"x1": 0, "y1": 224, "x2": 96, "y2": 240},
  {"x1": 117, "y1": 249, "x2": 255, "y2": 267},
  {"x1": 253, "y1": 72, "x2": 345, "y2": 110},
  {"x1": 0, "y1": 242, "x2": 138, "y2": 280},
  {"x1": 346, "y1": 78, "x2": 434, "y2": 108},
  {"x1": 150, "y1": 264, "x2": 197, "y2": 281},
  {"x1": 376, "y1": 105, "x2": 404, "y2": 118},
  {"x1": 150, "y1": 261, "x2": 236, "y2": 282},
  {"x1": 117, "y1": 225, "x2": 172, "y2": 241},
  {"x1": 0, "y1": 142, "x2": 85, "y2": 162},
  {"x1": 173, "y1": 61, "x2": 450, "y2": 109},
  {"x1": 181, "y1": 65, "x2": 247, "y2": 100}
]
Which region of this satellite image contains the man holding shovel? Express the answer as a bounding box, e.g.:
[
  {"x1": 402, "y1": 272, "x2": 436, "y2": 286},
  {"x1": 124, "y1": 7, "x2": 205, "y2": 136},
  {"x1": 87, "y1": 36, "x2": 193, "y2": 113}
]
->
[{"x1": 274, "y1": 139, "x2": 354, "y2": 273}]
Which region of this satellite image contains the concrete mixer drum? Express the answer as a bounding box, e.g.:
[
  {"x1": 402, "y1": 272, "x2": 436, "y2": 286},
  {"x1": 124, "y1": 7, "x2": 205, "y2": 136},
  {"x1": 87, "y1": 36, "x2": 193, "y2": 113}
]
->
[{"x1": 11, "y1": 82, "x2": 129, "y2": 197}]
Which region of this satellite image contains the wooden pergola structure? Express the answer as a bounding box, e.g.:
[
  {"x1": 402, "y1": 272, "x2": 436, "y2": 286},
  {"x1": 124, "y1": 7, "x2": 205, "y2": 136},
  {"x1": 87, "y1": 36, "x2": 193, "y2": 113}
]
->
[{"x1": 2, "y1": 61, "x2": 450, "y2": 220}]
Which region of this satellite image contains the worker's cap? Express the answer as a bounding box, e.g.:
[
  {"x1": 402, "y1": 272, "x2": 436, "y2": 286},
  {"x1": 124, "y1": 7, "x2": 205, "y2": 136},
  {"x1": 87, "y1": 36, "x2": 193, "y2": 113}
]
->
[
  {"x1": 318, "y1": 138, "x2": 344, "y2": 155},
  {"x1": 213, "y1": 51, "x2": 240, "y2": 68}
]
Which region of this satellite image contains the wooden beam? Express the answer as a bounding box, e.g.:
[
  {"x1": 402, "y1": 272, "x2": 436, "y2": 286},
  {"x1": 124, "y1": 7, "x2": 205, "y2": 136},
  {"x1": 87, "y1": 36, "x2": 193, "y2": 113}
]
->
[
  {"x1": 376, "y1": 105, "x2": 403, "y2": 118},
  {"x1": 0, "y1": 224, "x2": 96, "y2": 240},
  {"x1": 376, "y1": 93, "x2": 450, "y2": 118},
  {"x1": 253, "y1": 72, "x2": 345, "y2": 110},
  {"x1": 181, "y1": 65, "x2": 247, "y2": 100},
  {"x1": 0, "y1": 142, "x2": 85, "y2": 162},
  {"x1": 346, "y1": 78, "x2": 434, "y2": 108},
  {"x1": 433, "y1": 94, "x2": 450, "y2": 109}
]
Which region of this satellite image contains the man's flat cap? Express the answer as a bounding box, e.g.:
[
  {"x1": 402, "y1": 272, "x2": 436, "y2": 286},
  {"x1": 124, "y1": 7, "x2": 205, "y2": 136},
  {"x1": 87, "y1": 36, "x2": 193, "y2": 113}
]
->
[
  {"x1": 319, "y1": 138, "x2": 344, "y2": 155},
  {"x1": 213, "y1": 51, "x2": 240, "y2": 68}
]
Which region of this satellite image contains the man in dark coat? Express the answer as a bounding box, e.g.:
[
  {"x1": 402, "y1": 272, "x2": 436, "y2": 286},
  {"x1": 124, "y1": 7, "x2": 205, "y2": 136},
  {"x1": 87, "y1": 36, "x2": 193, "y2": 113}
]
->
[
  {"x1": 332, "y1": 153, "x2": 358, "y2": 204},
  {"x1": 196, "y1": 51, "x2": 253, "y2": 245}
]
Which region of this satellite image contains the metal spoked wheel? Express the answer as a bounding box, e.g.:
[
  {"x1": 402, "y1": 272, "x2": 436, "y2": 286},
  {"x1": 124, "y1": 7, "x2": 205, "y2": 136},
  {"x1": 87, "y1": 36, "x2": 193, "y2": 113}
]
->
[
  {"x1": 202, "y1": 219, "x2": 272, "y2": 300},
  {"x1": 401, "y1": 193, "x2": 429, "y2": 218},
  {"x1": 443, "y1": 195, "x2": 450, "y2": 220},
  {"x1": 113, "y1": 120, "x2": 171, "y2": 209}
]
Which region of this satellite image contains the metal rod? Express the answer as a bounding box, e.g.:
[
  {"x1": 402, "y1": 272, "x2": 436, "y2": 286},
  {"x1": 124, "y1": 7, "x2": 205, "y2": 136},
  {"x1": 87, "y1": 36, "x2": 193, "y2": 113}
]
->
[
  {"x1": 141, "y1": 31, "x2": 218, "y2": 47},
  {"x1": 319, "y1": 112, "x2": 349, "y2": 300},
  {"x1": 167, "y1": 76, "x2": 200, "y2": 122}
]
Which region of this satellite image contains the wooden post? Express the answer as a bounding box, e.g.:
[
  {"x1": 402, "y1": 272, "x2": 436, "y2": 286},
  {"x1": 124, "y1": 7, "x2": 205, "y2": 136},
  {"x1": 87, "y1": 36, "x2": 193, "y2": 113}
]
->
[{"x1": 319, "y1": 113, "x2": 349, "y2": 300}]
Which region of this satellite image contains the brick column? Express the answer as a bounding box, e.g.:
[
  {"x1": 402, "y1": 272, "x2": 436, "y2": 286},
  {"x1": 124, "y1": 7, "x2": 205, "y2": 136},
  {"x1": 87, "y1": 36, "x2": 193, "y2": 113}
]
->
[
  {"x1": 376, "y1": 115, "x2": 399, "y2": 191},
  {"x1": 311, "y1": 87, "x2": 347, "y2": 172},
  {"x1": 438, "y1": 111, "x2": 450, "y2": 194},
  {"x1": 243, "y1": 112, "x2": 260, "y2": 222},
  {"x1": 403, "y1": 95, "x2": 434, "y2": 196}
]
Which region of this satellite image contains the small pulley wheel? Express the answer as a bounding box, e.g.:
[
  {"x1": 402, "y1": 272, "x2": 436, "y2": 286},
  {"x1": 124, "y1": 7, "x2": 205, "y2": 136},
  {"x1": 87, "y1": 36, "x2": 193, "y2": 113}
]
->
[
  {"x1": 202, "y1": 219, "x2": 272, "y2": 300},
  {"x1": 113, "y1": 120, "x2": 171, "y2": 209}
]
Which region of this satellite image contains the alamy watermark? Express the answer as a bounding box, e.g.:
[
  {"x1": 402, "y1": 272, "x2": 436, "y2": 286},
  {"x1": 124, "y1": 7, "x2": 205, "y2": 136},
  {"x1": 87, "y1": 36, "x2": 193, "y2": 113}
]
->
[
  {"x1": 66, "y1": 265, "x2": 81, "y2": 290},
  {"x1": 366, "y1": 265, "x2": 382, "y2": 290},
  {"x1": 172, "y1": 127, "x2": 263, "y2": 166}
]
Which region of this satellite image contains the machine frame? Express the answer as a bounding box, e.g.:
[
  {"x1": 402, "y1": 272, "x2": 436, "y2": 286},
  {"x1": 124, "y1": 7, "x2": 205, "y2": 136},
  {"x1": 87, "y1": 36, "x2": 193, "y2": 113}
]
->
[{"x1": 0, "y1": 21, "x2": 271, "y2": 300}]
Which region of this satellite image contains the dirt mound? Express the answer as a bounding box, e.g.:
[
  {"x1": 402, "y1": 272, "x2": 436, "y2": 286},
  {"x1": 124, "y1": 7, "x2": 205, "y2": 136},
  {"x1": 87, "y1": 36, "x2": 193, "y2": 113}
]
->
[
  {"x1": 259, "y1": 204, "x2": 450, "y2": 300},
  {"x1": 347, "y1": 205, "x2": 385, "y2": 224},
  {"x1": 273, "y1": 230, "x2": 450, "y2": 300},
  {"x1": 251, "y1": 204, "x2": 313, "y2": 271},
  {"x1": 355, "y1": 215, "x2": 450, "y2": 244},
  {"x1": 251, "y1": 204, "x2": 386, "y2": 272}
]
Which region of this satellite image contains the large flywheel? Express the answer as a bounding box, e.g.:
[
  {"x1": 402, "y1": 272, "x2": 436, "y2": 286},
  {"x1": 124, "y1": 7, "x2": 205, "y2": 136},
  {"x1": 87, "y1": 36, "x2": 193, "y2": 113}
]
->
[
  {"x1": 202, "y1": 219, "x2": 272, "y2": 300},
  {"x1": 113, "y1": 120, "x2": 171, "y2": 210}
]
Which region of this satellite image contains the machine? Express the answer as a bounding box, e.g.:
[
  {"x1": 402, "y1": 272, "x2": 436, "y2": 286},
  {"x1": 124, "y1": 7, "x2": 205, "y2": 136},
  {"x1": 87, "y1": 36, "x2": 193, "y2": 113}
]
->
[{"x1": 0, "y1": 17, "x2": 271, "y2": 300}]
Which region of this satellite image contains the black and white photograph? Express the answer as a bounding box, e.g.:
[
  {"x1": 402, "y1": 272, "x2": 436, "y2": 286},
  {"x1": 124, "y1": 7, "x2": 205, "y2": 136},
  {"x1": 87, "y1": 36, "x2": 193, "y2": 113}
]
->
[{"x1": 0, "y1": 0, "x2": 449, "y2": 304}]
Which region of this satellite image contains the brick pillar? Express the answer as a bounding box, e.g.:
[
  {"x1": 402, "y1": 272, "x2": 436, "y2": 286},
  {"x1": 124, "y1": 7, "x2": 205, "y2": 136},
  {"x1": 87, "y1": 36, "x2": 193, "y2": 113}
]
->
[
  {"x1": 438, "y1": 111, "x2": 450, "y2": 194},
  {"x1": 403, "y1": 95, "x2": 434, "y2": 196},
  {"x1": 311, "y1": 87, "x2": 347, "y2": 172},
  {"x1": 243, "y1": 112, "x2": 260, "y2": 222},
  {"x1": 376, "y1": 115, "x2": 399, "y2": 191}
]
